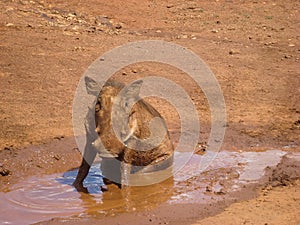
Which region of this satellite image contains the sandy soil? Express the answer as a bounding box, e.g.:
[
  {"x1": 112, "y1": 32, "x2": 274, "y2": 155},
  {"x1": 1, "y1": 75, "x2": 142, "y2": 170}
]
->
[
  {"x1": 194, "y1": 180, "x2": 300, "y2": 225},
  {"x1": 0, "y1": 0, "x2": 299, "y2": 224}
]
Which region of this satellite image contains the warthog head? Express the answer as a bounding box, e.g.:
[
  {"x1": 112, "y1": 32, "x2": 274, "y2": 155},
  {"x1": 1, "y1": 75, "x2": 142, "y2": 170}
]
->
[{"x1": 85, "y1": 76, "x2": 174, "y2": 166}]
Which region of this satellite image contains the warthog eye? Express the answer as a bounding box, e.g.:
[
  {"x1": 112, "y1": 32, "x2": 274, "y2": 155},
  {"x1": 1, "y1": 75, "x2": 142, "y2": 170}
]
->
[{"x1": 95, "y1": 100, "x2": 101, "y2": 112}]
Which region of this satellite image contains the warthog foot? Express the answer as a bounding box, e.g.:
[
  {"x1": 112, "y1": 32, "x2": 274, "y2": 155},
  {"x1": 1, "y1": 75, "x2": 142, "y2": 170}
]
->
[
  {"x1": 72, "y1": 181, "x2": 88, "y2": 193},
  {"x1": 102, "y1": 177, "x2": 122, "y2": 190}
]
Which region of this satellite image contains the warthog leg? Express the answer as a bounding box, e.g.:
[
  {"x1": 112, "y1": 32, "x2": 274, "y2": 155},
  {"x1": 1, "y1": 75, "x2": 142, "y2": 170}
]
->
[{"x1": 72, "y1": 145, "x2": 97, "y2": 193}]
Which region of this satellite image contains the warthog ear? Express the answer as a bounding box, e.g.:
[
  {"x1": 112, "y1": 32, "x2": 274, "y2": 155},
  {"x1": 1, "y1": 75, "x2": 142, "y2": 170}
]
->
[
  {"x1": 85, "y1": 76, "x2": 100, "y2": 96},
  {"x1": 123, "y1": 80, "x2": 143, "y2": 99}
]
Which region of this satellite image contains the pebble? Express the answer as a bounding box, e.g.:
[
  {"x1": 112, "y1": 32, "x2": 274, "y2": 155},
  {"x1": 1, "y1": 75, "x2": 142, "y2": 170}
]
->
[
  {"x1": 5, "y1": 7, "x2": 14, "y2": 12},
  {"x1": 229, "y1": 49, "x2": 240, "y2": 55},
  {"x1": 205, "y1": 185, "x2": 212, "y2": 192},
  {"x1": 54, "y1": 135, "x2": 64, "y2": 140},
  {"x1": 215, "y1": 188, "x2": 226, "y2": 195},
  {"x1": 166, "y1": 4, "x2": 174, "y2": 8},
  {"x1": 53, "y1": 154, "x2": 61, "y2": 161},
  {"x1": 63, "y1": 31, "x2": 74, "y2": 36},
  {"x1": 181, "y1": 34, "x2": 188, "y2": 39},
  {"x1": 115, "y1": 24, "x2": 122, "y2": 29},
  {"x1": 283, "y1": 54, "x2": 292, "y2": 59},
  {"x1": 5, "y1": 23, "x2": 14, "y2": 27},
  {"x1": 67, "y1": 13, "x2": 76, "y2": 18},
  {"x1": 0, "y1": 168, "x2": 11, "y2": 176},
  {"x1": 4, "y1": 147, "x2": 11, "y2": 151}
]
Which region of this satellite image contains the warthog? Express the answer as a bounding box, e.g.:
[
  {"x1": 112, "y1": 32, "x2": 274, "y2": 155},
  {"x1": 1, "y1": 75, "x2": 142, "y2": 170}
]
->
[{"x1": 73, "y1": 77, "x2": 174, "y2": 192}]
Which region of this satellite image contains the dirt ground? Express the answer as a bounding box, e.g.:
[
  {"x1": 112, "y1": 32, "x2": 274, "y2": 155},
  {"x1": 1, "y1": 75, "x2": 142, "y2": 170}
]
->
[
  {"x1": 0, "y1": 0, "x2": 299, "y2": 224},
  {"x1": 194, "y1": 180, "x2": 300, "y2": 225}
]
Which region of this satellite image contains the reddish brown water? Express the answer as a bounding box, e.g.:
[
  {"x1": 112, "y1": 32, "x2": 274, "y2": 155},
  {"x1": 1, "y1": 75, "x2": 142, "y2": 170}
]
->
[{"x1": 1, "y1": 150, "x2": 297, "y2": 225}]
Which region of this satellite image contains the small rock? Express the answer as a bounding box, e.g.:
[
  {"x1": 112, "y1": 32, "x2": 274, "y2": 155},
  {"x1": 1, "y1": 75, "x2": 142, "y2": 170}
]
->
[
  {"x1": 5, "y1": 23, "x2": 14, "y2": 27},
  {"x1": 5, "y1": 7, "x2": 14, "y2": 12},
  {"x1": 197, "y1": 144, "x2": 207, "y2": 152},
  {"x1": 0, "y1": 168, "x2": 11, "y2": 176},
  {"x1": 215, "y1": 188, "x2": 226, "y2": 195},
  {"x1": 206, "y1": 185, "x2": 212, "y2": 192},
  {"x1": 229, "y1": 49, "x2": 240, "y2": 55},
  {"x1": 122, "y1": 71, "x2": 127, "y2": 76},
  {"x1": 54, "y1": 135, "x2": 64, "y2": 140},
  {"x1": 67, "y1": 13, "x2": 76, "y2": 18},
  {"x1": 227, "y1": 27, "x2": 236, "y2": 31},
  {"x1": 115, "y1": 24, "x2": 122, "y2": 29},
  {"x1": 73, "y1": 46, "x2": 85, "y2": 51},
  {"x1": 4, "y1": 147, "x2": 11, "y2": 151},
  {"x1": 294, "y1": 120, "x2": 300, "y2": 126},
  {"x1": 72, "y1": 25, "x2": 80, "y2": 31},
  {"x1": 187, "y1": 6, "x2": 196, "y2": 10},
  {"x1": 87, "y1": 26, "x2": 96, "y2": 33},
  {"x1": 288, "y1": 43, "x2": 295, "y2": 47},
  {"x1": 283, "y1": 54, "x2": 292, "y2": 59},
  {"x1": 181, "y1": 34, "x2": 188, "y2": 39},
  {"x1": 156, "y1": 30, "x2": 162, "y2": 33},
  {"x1": 211, "y1": 29, "x2": 218, "y2": 33},
  {"x1": 53, "y1": 154, "x2": 61, "y2": 161},
  {"x1": 131, "y1": 69, "x2": 138, "y2": 73},
  {"x1": 63, "y1": 31, "x2": 74, "y2": 36}
]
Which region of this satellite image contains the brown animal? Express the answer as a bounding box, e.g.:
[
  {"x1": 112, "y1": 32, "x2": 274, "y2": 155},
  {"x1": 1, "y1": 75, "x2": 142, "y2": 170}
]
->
[{"x1": 73, "y1": 77, "x2": 174, "y2": 192}]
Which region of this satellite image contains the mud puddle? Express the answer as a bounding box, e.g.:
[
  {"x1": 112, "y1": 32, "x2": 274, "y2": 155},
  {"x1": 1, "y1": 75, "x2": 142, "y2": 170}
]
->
[{"x1": 0, "y1": 150, "x2": 299, "y2": 225}]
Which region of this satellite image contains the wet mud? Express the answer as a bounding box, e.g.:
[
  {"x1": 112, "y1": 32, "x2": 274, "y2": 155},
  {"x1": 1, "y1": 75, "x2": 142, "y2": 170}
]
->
[{"x1": 1, "y1": 149, "x2": 299, "y2": 225}]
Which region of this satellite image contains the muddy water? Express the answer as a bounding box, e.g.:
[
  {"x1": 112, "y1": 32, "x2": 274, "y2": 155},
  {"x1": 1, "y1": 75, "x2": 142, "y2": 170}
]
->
[{"x1": 0, "y1": 150, "x2": 298, "y2": 225}]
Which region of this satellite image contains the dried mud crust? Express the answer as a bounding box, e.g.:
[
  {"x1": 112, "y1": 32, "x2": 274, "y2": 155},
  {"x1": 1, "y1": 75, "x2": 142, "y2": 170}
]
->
[
  {"x1": 194, "y1": 156, "x2": 300, "y2": 225},
  {"x1": 194, "y1": 180, "x2": 300, "y2": 225}
]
